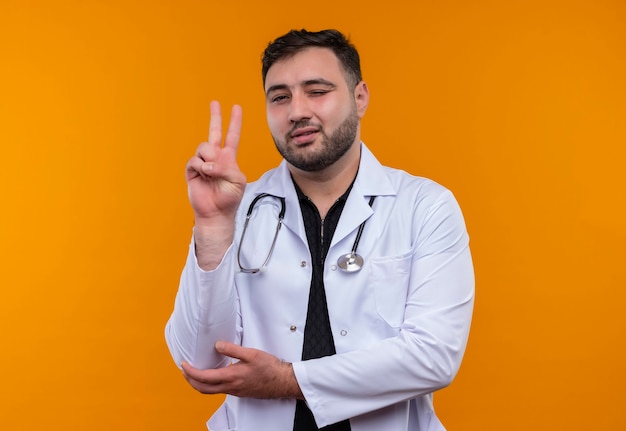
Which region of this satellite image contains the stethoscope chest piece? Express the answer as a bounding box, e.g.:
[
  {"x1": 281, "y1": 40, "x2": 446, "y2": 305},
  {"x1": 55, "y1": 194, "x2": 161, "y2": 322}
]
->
[
  {"x1": 337, "y1": 252, "x2": 364, "y2": 272},
  {"x1": 336, "y1": 195, "x2": 377, "y2": 273}
]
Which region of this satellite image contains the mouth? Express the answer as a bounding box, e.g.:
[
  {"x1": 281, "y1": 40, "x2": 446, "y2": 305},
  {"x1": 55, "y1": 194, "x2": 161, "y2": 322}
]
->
[{"x1": 290, "y1": 126, "x2": 320, "y2": 145}]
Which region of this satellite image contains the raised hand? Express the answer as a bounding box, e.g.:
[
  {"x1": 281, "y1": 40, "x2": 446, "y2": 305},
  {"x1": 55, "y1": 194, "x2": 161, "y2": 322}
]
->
[
  {"x1": 186, "y1": 101, "x2": 247, "y2": 224},
  {"x1": 185, "y1": 101, "x2": 247, "y2": 269}
]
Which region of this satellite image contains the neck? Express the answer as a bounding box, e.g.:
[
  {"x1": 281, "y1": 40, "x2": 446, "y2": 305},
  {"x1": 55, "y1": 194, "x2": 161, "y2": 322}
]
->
[{"x1": 290, "y1": 142, "x2": 361, "y2": 218}]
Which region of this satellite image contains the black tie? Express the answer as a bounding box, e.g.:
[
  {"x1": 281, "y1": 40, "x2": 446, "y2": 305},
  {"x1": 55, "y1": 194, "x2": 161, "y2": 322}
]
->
[{"x1": 293, "y1": 193, "x2": 351, "y2": 431}]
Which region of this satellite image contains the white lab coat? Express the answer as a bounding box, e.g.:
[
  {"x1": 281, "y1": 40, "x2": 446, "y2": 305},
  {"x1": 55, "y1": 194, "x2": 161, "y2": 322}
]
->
[{"x1": 166, "y1": 143, "x2": 474, "y2": 431}]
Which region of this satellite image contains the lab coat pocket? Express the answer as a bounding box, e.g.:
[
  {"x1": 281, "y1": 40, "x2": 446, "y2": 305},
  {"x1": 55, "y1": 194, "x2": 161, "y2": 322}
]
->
[{"x1": 370, "y1": 251, "x2": 412, "y2": 328}]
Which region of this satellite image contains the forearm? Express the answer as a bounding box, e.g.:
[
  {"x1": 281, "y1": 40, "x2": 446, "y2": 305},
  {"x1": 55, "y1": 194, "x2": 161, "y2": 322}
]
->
[
  {"x1": 294, "y1": 314, "x2": 471, "y2": 422},
  {"x1": 165, "y1": 239, "x2": 239, "y2": 369},
  {"x1": 278, "y1": 361, "x2": 305, "y2": 400},
  {"x1": 295, "y1": 245, "x2": 474, "y2": 426},
  {"x1": 193, "y1": 216, "x2": 236, "y2": 271}
]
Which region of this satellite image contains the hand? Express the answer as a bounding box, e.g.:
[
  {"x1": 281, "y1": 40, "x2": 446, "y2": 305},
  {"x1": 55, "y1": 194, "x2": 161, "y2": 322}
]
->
[
  {"x1": 181, "y1": 341, "x2": 304, "y2": 400},
  {"x1": 186, "y1": 101, "x2": 247, "y2": 224}
]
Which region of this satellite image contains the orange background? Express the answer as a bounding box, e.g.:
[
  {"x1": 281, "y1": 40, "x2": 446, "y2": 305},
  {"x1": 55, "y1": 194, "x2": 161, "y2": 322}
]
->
[{"x1": 1, "y1": 0, "x2": 625, "y2": 430}]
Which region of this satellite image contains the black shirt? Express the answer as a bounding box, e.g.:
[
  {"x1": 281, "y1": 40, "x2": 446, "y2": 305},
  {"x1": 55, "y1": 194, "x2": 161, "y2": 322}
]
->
[{"x1": 292, "y1": 180, "x2": 353, "y2": 431}]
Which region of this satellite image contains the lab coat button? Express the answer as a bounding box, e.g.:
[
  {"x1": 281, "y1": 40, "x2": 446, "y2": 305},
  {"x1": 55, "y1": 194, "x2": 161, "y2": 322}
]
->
[
  {"x1": 340, "y1": 330, "x2": 347, "y2": 336},
  {"x1": 300, "y1": 261, "x2": 307, "y2": 267},
  {"x1": 290, "y1": 325, "x2": 297, "y2": 332},
  {"x1": 330, "y1": 265, "x2": 337, "y2": 271}
]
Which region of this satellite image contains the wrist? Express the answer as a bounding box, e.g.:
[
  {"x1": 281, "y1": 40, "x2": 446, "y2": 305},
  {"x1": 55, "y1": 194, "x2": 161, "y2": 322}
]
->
[
  {"x1": 280, "y1": 361, "x2": 304, "y2": 400},
  {"x1": 193, "y1": 220, "x2": 235, "y2": 271}
]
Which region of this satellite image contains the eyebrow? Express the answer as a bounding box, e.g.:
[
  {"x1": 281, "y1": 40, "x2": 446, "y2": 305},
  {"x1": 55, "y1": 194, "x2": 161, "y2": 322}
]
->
[{"x1": 265, "y1": 79, "x2": 337, "y2": 97}]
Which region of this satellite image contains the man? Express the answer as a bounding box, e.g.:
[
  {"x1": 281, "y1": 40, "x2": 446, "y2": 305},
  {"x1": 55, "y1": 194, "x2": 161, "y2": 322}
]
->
[{"x1": 165, "y1": 29, "x2": 474, "y2": 431}]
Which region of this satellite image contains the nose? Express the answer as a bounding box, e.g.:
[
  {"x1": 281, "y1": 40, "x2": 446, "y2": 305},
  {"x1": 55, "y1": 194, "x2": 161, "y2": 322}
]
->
[{"x1": 288, "y1": 92, "x2": 312, "y2": 123}]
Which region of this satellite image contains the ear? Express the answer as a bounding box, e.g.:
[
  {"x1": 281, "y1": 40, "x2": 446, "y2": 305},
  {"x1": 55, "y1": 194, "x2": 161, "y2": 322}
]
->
[{"x1": 354, "y1": 81, "x2": 370, "y2": 118}]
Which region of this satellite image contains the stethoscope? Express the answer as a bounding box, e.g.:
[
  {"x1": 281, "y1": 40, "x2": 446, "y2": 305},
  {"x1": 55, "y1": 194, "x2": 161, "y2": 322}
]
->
[{"x1": 237, "y1": 193, "x2": 376, "y2": 274}]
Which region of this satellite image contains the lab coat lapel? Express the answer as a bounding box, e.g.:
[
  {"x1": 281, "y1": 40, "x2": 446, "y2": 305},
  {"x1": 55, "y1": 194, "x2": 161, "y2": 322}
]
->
[
  {"x1": 330, "y1": 144, "x2": 396, "y2": 247},
  {"x1": 252, "y1": 144, "x2": 396, "y2": 248}
]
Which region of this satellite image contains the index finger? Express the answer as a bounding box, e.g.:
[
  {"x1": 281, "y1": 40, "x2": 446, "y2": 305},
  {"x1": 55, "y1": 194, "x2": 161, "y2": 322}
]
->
[
  {"x1": 215, "y1": 340, "x2": 252, "y2": 361},
  {"x1": 181, "y1": 362, "x2": 227, "y2": 387},
  {"x1": 223, "y1": 104, "x2": 242, "y2": 151},
  {"x1": 208, "y1": 100, "x2": 223, "y2": 148}
]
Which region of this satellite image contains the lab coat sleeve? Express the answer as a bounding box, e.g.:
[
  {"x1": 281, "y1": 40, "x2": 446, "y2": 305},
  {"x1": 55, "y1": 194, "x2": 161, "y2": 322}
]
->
[
  {"x1": 164, "y1": 236, "x2": 239, "y2": 370},
  {"x1": 292, "y1": 189, "x2": 475, "y2": 427}
]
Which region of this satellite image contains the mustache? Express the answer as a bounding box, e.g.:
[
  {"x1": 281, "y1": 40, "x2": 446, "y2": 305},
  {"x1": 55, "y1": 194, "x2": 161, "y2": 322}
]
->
[{"x1": 288, "y1": 120, "x2": 322, "y2": 137}]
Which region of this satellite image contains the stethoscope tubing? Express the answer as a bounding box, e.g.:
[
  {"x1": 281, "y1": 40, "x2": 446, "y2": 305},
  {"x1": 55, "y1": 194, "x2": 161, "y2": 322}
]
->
[
  {"x1": 237, "y1": 193, "x2": 375, "y2": 274},
  {"x1": 237, "y1": 193, "x2": 286, "y2": 274}
]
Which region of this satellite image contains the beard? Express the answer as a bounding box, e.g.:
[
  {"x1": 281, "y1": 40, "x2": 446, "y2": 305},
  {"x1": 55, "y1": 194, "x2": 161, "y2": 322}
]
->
[{"x1": 272, "y1": 108, "x2": 359, "y2": 172}]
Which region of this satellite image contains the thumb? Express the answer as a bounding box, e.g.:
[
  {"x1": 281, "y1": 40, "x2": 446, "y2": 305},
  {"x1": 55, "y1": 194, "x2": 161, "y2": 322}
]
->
[{"x1": 215, "y1": 340, "x2": 247, "y2": 360}]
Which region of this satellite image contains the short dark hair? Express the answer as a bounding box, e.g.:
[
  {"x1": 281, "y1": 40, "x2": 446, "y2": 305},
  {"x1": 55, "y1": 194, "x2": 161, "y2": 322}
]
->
[{"x1": 261, "y1": 29, "x2": 362, "y2": 88}]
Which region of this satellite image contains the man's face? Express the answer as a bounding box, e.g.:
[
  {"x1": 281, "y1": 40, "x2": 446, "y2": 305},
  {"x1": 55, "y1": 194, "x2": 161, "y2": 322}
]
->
[{"x1": 264, "y1": 47, "x2": 368, "y2": 172}]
